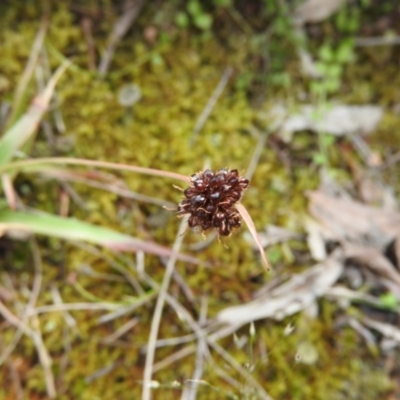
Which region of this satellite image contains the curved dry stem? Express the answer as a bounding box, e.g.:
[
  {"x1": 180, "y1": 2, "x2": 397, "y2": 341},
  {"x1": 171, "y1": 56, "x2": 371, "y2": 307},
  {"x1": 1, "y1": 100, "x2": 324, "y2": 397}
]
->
[
  {"x1": 142, "y1": 216, "x2": 188, "y2": 400},
  {"x1": 0, "y1": 239, "x2": 43, "y2": 366},
  {"x1": 0, "y1": 157, "x2": 190, "y2": 183},
  {"x1": 9, "y1": 17, "x2": 48, "y2": 126},
  {"x1": 235, "y1": 202, "x2": 270, "y2": 271}
]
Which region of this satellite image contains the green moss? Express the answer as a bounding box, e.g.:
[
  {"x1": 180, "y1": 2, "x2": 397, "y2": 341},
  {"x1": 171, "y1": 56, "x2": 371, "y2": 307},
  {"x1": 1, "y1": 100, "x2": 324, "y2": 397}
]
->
[{"x1": 0, "y1": 1, "x2": 398, "y2": 399}]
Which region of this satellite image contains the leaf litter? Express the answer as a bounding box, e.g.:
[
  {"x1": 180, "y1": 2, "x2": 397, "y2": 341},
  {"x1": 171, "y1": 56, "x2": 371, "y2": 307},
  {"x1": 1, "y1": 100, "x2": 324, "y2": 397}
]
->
[{"x1": 214, "y1": 160, "x2": 400, "y2": 382}]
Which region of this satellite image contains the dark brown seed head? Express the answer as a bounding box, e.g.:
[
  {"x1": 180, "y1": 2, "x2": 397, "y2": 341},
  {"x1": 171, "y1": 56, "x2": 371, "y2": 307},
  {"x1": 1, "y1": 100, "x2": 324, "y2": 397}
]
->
[{"x1": 176, "y1": 168, "x2": 248, "y2": 236}]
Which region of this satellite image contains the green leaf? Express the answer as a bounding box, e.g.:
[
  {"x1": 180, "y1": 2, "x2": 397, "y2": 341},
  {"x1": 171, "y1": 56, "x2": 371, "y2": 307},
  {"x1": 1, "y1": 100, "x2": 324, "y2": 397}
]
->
[
  {"x1": 0, "y1": 209, "x2": 199, "y2": 263},
  {"x1": 151, "y1": 53, "x2": 164, "y2": 67},
  {"x1": 313, "y1": 153, "x2": 327, "y2": 165},
  {"x1": 336, "y1": 40, "x2": 354, "y2": 64},
  {"x1": 187, "y1": 0, "x2": 202, "y2": 16},
  {"x1": 325, "y1": 77, "x2": 340, "y2": 93},
  {"x1": 321, "y1": 134, "x2": 336, "y2": 147},
  {"x1": 328, "y1": 64, "x2": 342, "y2": 78},
  {"x1": 315, "y1": 61, "x2": 329, "y2": 75},
  {"x1": 319, "y1": 44, "x2": 334, "y2": 62},
  {"x1": 175, "y1": 11, "x2": 189, "y2": 28},
  {"x1": 379, "y1": 292, "x2": 398, "y2": 310},
  {"x1": 194, "y1": 14, "x2": 213, "y2": 30},
  {"x1": 266, "y1": 247, "x2": 283, "y2": 263}
]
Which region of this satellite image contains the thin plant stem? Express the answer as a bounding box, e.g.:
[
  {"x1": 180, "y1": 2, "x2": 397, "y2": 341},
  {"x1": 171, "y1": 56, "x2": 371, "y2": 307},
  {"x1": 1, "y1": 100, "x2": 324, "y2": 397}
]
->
[
  {"x1": 0, "y1": 301, "x2": 56, "y2": 398},
  {"x1": 142, "y1": 216, "x2": 188, "y2": 400},
  {"x1": 8, "y1": 17, "x2": 48, "y2": 127},
  {"x1": 29, "y1": 302, "x2": 119, "y2": 315},
  {"x1": 208, "y1": 340, "x2": 273, "y2": 400},
  {"x1": 185, "y1": 296, "x2": 208, "y2": 400},
  {"x1": 190, "y1": 66, "x2": 233, "y2": 145},
  {"x1": 0, "y1": 157, "x2": 190, "y2": 183},
  {"x1": 0, "y1": 239, "x2": 43, "y2": 366}
]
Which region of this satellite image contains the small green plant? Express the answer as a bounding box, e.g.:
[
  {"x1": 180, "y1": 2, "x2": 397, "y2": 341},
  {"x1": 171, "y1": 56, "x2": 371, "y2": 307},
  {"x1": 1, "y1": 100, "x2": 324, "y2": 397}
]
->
[
  {"x1": 175, "y1": 0, "x2": 213, "y2": 31},
  {"x1": 311, "y1": 39, "x2": 354, "y2": 98},
  {"x1": 174, "y1": 0, "x2": 233, "y2": 31}
]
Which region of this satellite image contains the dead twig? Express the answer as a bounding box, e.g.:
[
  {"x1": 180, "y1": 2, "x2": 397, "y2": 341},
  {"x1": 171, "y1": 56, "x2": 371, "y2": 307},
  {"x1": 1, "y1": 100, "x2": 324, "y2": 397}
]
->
[
  {"x1": 7, "y1": 17, "x2": 48, "y2": 127},
  {"x1": 101, "y1": 317, "x2": 139, "y2": 344},
  {"x1": 142, "y1": 216, "x2": 188, "y2": 400},
  {"x1": 355, "y1": 36, "x2": 400, "y2": 47},
  {"x1": 190, "y1": 67, "x2": 233, "y2": 145},
  {"x1": 0, "y1": 302, "x2": 56, "y2": 398},
  {"x1": 7, "y1": 358, "x2": 23, "y2": 400},
  {"x1": 98, "y1": 0, "x2": 146, "y2": 78},
  {"x1": 378, "y1": 150, "x2": 400, "y2": 170},
  {"x1": 208, "y1": 340, "x2": 273, "y2": 400},
  {"x1": 184, "y1": 296, "x2": 208, "y2": 400},
  {"x1": 0, "y1": 239, "x2": 43, "y2": 366},
  {"x1": 245, "y1": 118, "x2": 287, "y2": 182},
  {"x1": 29, "y1": 302, "x2": 119, "y2": 315},
  {"x1": 81, "y1": 16, "x2": 97, "y2": 71},
  {"x1": 0, "y1": 241, "x2": 56, "y2": 396},
  {"x1": 42, "y1": 169, "x2": 175, "y2": 209}
]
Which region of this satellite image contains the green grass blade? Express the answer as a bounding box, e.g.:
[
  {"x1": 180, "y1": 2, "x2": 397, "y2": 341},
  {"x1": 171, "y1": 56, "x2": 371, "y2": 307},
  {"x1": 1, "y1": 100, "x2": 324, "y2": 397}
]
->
[
  {"x1": 0, "y1": 61, "x2": 70, "y2": 166},
  {"x1": 0, "y1": 209, "x2": 198, "y2": 263}
]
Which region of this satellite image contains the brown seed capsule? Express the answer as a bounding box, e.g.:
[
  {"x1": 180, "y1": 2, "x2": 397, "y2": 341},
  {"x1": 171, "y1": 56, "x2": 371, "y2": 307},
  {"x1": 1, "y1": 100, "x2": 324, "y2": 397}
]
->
[
  {"x1": 229, "y1": 191, "x2": 241, "y2": 202},
  {"x1": 184, "y1": 188, "x2": 196, "y2": 197},
  {"x1": 212, "y1": 211, "x2": 226, "y2": 227},
  {"x1": 218, "y1": 219, "x2": 231, "y2": 236},
  {"x1": 209, "y1": 191, "x2": 221, "y2": 203},
  {"x1": 191, "y1": 194, "x2": 206, "y2": 206},
  {"x1": 203, "y1": 169, "x2": 214, "y2": 182},
  {"x1": 238, "y1": 178, "x2": 249, "y2": 189},
  {"x1": 228, "y1": 176, "x2": 238, "y2": 185},
  {"x1": 229, "y1": 169, "x2": 238, "y2": 178},
  {"x1": 209, "y1": 173, "x2": 226, "y2": 188},
  {"x1": 193, "y1": 179, "x2": 206, "y2": 191}
]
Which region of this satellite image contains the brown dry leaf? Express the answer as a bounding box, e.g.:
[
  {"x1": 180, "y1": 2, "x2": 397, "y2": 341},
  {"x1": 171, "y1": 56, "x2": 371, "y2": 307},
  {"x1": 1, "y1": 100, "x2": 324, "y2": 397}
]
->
[
  {"x1": 347, "y1": 317, "x2": 377, "y2": 348},
  {"x1": 277, "y1": 104, "x2": 383, "y2": 137},
  {"x1": 357, "y1": 176, "x2": 398, "y2": 209},
  {"x1": 247, "y1": 224, "x2": 302, "y2": 248},
  {"x1": 343, "y1": 244, "x2": 400, "y2": 286},
  {"x1": 216, "y1": 255, "x2": 343, "y2": 326},
  {"x1": 326, "y1": 286, "x2": 384, "y2": 309},
  {"x1": 307, "y1": 191, "x2": 400, "y2": 247},
  {"x1": 235, "y1": 203, "x2": 270, "y2": 271},
  {"x1": 305, "y1": 217, "x2": 327, "y2": 261},
  {"x1": 294, "y1": 0, "x2": 347, "y2": 25},
  {"x1": 362, "y1": 316, "x2": 400, "y2": 343}
]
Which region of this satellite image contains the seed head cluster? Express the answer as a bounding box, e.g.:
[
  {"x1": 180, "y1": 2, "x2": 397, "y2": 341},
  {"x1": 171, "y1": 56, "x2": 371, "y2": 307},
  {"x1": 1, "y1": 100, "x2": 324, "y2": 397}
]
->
[{"x1": 177, "y1": 169, "x2": 249, "y2": 236}]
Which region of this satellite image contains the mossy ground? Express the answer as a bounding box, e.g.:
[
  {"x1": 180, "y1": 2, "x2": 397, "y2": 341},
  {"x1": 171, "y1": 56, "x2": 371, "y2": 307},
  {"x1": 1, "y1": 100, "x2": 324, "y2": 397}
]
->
[{"x1": 0, "y1": 1, "x2": 399, "y2": 399}]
